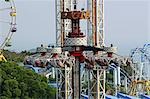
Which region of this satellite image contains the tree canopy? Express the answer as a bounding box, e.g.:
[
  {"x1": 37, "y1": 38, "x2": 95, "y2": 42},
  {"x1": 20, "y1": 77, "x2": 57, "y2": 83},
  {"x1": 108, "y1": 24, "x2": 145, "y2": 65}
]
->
[
  {"x1": 3, "y1": 50, "x2": 29, "y2": 62},
  {"x1": 0, "y1": 62, "x2": 55, "y2": 99}
]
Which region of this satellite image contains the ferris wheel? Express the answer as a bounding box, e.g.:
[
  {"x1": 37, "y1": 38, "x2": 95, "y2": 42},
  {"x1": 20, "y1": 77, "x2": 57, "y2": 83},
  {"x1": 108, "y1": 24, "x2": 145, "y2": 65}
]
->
[
  {"x1": 0, "y1": 0, "x2": 16, "y2": 51},
  {"x1": 130, "y1": 44, "x2": 150, "y2": 80}
]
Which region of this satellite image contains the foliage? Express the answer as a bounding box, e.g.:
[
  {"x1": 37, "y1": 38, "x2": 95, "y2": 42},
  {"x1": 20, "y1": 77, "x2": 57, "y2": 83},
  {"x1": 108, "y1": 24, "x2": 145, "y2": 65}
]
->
[
  {"x1": 49, "y1": 77, "x2": 56, "y2": 83},
  {"x1": 0, "y1": 62, "x2": 56, "y2": 99},
  {"x1": 3, "y1": 50, "x2": 30, "y2": 62},
  {"x1": 121, "y1": 65, "x2": 132, "y2": 76},
  {"x1": 106, "y1": 71, "x2": 113, "y2": 81},
  {"x1": 105, "y1": 82, "x2": 115, "y2": 95}
]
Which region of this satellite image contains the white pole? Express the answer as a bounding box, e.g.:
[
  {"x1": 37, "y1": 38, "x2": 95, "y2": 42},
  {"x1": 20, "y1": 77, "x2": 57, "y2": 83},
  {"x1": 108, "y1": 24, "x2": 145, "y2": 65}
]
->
[
  {"x1": 124, "y1": 76, "x2": 128, "y2": 93},
  {"x1": 113, "y1": 68, "x2": 117, "y2": 95},
  {"x1": 117, "y1": 66, "x2": 121, "y2": 86},
  {"x1": 52, "y1": 67, "x2": 55, "y2": 79}
]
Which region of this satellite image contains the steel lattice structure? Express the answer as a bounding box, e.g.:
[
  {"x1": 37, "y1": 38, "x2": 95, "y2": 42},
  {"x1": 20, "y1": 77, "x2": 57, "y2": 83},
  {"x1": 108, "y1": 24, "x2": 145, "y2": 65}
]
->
[
  {"x1": 130, "y1": 44, "x2": 150, "y2": 80},
  {"x1": 55, "y1": 0, "x2": 107, "y2": 98},
  {"x1": 24, "y1": 0, "x2": 133, "y2": 98},
  {"x1": 24, "y1": 0, "x2": 146, "y2": 98},
  {"x1": 129, "y1": 44, "x2": 150, "y2": 96}
]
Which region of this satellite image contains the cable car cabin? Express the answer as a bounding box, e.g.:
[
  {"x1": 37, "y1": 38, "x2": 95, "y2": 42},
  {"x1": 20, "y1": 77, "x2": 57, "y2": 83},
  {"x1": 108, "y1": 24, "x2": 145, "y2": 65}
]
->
[
  {"x1": 10, "y1": 12, "x2": 16, "y2": 17},
  {"x1": 5, "y1": 42, "x2": 12, "y2": 47},
  {"x1": 5, "y1": 0, "x2": 10, "y2": 2},
  {"x1": 11, "y1": 27, "x2": 17, "y2": 32}
]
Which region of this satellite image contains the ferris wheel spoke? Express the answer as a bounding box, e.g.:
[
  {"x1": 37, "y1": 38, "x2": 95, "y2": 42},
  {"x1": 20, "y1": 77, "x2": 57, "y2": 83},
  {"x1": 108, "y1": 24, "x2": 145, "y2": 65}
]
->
[
  {"x1": 0, "y1": 20, "x2": 11, "y2": 24},
  {"x1": 0, "y1": 7, "x2": 12, "y2": 11}
]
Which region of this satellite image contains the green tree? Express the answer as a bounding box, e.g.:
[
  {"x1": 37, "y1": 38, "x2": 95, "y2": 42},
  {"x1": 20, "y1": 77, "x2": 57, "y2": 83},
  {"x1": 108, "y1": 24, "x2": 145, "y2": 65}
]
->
[
  {"x1": 0, "y1": 62, "x2": 56, "y2": 99},
  {"x1": 3, "y1": 50, "x2": 28, "y2": 62}
]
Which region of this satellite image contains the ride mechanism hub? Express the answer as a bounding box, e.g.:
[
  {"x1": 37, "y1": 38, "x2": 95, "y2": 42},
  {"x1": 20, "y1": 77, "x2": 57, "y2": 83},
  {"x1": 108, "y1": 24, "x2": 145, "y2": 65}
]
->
[{"x1": 62, "y1": 11, "x2": 92, "y2": 58}]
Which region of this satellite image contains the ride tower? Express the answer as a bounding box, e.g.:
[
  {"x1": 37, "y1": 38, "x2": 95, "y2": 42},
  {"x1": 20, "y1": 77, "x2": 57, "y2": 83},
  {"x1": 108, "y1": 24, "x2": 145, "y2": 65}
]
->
[
  {"x1": 55, "y1": 0, "x2": 112, "y2": 99},
  {"x1": 23, "y1": 0, "x2": 136, "y2": 98}
]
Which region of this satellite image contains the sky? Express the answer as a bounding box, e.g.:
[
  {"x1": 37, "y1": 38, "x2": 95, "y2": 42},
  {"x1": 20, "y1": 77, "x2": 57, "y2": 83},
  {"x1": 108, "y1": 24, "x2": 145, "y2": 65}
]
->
[{"x1": 7, "y1": 0, "x2": 150, "y2": 55}]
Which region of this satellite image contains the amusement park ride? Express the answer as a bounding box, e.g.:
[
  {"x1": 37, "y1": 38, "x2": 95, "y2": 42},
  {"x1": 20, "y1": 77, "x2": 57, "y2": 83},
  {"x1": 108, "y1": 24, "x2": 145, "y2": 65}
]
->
[
  {"x1": 23, "y1": 0, "x2": 150, "y2": 98},
  {"x1": 1, "y1": 0, "x2": 149, "y2": 99},
  {"x1": 129, "y1": 44, "x2": 150, "y2": 96},
  {"x1": 0, "y1": 0, "x2": 17, "y2": 61}
]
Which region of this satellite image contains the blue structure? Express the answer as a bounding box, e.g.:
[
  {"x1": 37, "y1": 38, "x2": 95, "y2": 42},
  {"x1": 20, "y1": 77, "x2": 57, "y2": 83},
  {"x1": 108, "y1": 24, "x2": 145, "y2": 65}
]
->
[
  {"x1": 24, "y1": 65, "x2": 47, "y2": 74},
  {"x1": 81, "y1": 94, "x2": 88, "y2": 99},
  {"x1": 140, "y1": 94, "x2": 150, "y2": 99},
  {"x1": 117, "y1": 93, "x2": 137, "y2": 99},
  {"x1": 81, "y1": 94, "x2": 118, "y2": 99},
  {"x1": 106, "y1": 95, "x2": 118, "y2": 99}
]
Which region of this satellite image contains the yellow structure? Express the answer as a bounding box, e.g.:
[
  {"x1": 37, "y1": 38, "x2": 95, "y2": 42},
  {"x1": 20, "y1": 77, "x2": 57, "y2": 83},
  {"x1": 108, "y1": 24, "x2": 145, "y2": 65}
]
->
[
  {"x1": 129, "y1": 80, "x2": 150, "y2": 96},
  {"x1": 0, "y1": 51, "x2": 7, "y2": 62},
  {"x1": 10, "y1": 11, "x2": 16, "y2": 17}
]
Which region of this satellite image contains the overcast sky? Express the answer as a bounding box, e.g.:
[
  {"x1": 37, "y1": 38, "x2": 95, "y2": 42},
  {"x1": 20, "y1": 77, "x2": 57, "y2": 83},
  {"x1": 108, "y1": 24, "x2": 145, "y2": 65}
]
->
[{"x1": 9, "y1": 0, "x2": 150, "y2": 55}]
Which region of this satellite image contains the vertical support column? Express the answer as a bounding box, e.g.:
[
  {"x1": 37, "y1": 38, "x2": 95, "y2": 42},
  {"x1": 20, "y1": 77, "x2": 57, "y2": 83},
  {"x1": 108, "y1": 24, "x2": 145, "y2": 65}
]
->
[
  {"x1": 65, "y1": 66, "x2": 73, "y2": 99},
  {"x1": 117, "y1": 65, "x2": 121, "y2": 91},
  {"x1": 61, "y1": 0, "x2": 65, "y2": 47},
  {"x1": 97, "y1": 0, "x2": 104, "y2": 47},
  {"x1": 72, "y1": 57, "x2": 81, "y2": 99},
  {"x1": 92, "y1": 0, "x2": 97, "y2": 46},
  {"x1": 56, "y1": 68, "x2": 65, "y2": 99},
  {"x1": 56, "y1": 68, "x2": 59, "y2": 99},
  {"x1": 124, "y1": 76, "x2": 128, "y2": 93},
  {"x1": 56, "y1": 66, "x2": 73, "y2": 99},
  {"x1": 88, "y1": 65, "x2": 106, "y2": 99},
  {"x1": 56, "y1": 0, "x2": 72, "y2": 46},
  {"x1": 65, "y1": 67, "x2": 68, "y2": 99},
  {"x1": 88, "y1": 69, "x2": 91, "y2": 99},
  {"x1": 97, "y1": 68, "x2": 100, "y2": 99},
  {"x1": 87, "y1": 0, "x2": 93, "y2": 46},
  {"x1": 113, "y1": 68, "x2": 117, "y2": 95},
  {"x1": 139, "y1": 62, "x2": 143, "y2": 81},
  {"x1": 103, "y1": 69, "x2": 106, "y2": 99},
  {"x1": 81, "y1": 64, "x2": 88, "y2": 94},
  {"x1": 56, "y1": 0, "x2": 63, "y2": 46},
  {"x1": 99, "y1": 68, "x2": 106, "y2": 99},
  {"x1": 56, "y1": 68, "x2": 64, "y2": 99},
  {"x1": 55, "y1": 57, "x2": 74, "y2": 99},
  {"x1": 87, "y1": 0, "x2": 104, "y2": 47},
  {"x1": 52, "y1": 67, "x2": 55, "y2": 79}
]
